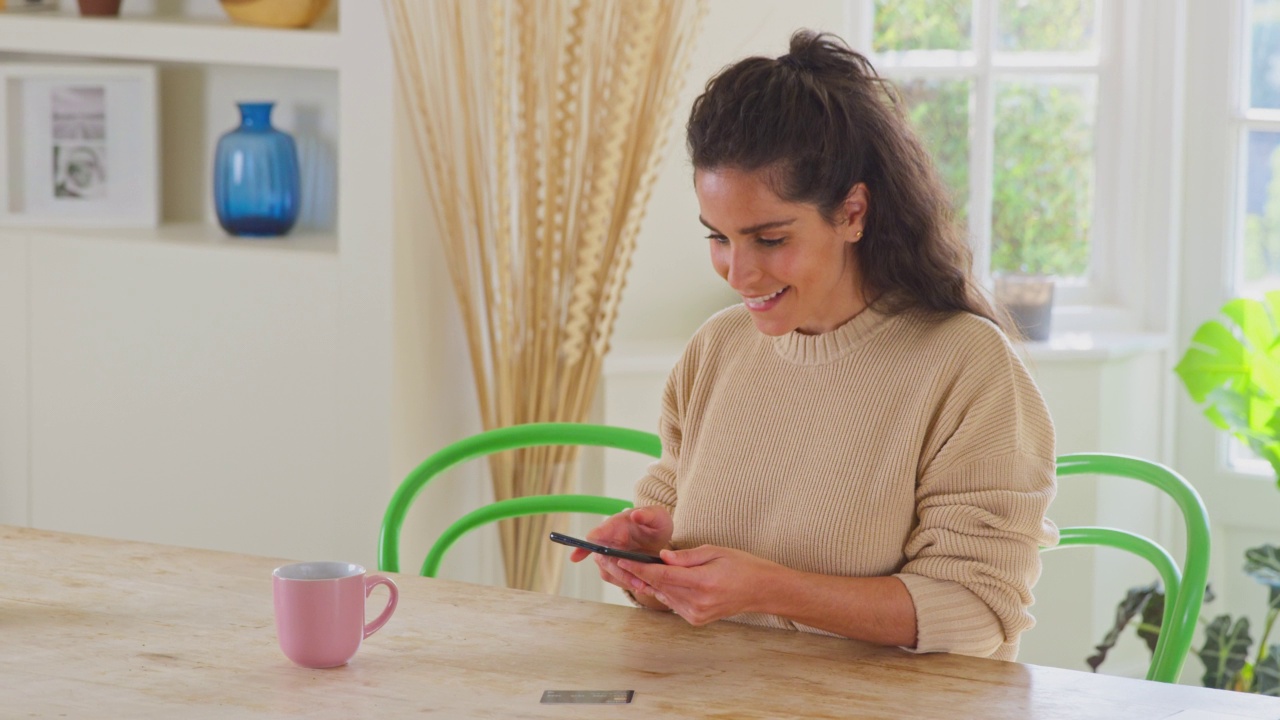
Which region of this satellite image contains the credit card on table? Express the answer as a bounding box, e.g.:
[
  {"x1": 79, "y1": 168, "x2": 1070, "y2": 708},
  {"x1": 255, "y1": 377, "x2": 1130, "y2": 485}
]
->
[{"x1": 540, "y1": 690, "x2": 634, "y2": 704}]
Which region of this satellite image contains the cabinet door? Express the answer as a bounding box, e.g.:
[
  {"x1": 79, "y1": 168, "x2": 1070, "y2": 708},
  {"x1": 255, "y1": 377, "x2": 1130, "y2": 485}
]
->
[
  {"x1": 0, "y1": 235, "x2": 29, "y2": 525},
  {"x1": 29, "y1": 236, "x2": 350, "y2": 560}
]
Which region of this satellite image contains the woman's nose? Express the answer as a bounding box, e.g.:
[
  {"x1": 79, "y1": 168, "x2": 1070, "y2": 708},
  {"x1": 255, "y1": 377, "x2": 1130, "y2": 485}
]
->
[{"x1": 726, "y1": 244, "x2": 759, "y2": 288}]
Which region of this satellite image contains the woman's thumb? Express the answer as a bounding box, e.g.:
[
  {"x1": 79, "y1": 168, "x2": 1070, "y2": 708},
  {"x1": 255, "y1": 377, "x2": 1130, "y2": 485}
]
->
[
  {"x1": 631, "y1": 505, "x2": 661, "y2": 527},
  {"x1": 660, "y1": 545, "x2": 714, "y2": 567}
]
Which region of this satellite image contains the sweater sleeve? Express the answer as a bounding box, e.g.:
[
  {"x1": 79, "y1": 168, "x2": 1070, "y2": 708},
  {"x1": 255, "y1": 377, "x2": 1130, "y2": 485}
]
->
[{"x1": 895, "y1": 335, "x2": 1058, "y2": 658}]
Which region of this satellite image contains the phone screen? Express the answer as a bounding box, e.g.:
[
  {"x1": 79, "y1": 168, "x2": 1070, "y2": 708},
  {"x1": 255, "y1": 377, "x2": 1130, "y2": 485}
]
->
[{"x1": 548, "y1": 532, "x2": 664, "y2": 564}]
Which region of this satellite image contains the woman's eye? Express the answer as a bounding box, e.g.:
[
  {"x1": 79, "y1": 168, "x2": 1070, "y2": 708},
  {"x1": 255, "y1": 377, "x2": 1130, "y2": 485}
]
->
[
  {"x1": 706, "y1": 234, "x2": 728, "y2": 244},
  {"x1": 758, "y1": 237, "x2": 785, "y2": 247}
]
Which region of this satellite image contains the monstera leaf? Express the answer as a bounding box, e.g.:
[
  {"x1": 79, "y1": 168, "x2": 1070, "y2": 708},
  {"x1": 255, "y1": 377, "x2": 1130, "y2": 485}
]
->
[
  {"x1": 1199, "y1": 615, "x2": 1253, "y2": 690},
  {"x1": 1175, "y1": 292, "x2": 1280, "y2": 482}
]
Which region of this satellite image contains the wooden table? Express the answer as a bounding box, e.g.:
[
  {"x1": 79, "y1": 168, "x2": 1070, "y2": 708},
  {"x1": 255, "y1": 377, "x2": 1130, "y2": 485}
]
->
[{"x1": 2, "y1": 526, "x2": 1277, "y2": 719}]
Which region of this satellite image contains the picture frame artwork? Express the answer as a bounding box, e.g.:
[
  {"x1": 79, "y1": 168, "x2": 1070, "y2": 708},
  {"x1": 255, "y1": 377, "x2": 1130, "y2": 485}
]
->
[{"x1": 0, "y1": 63, "x2": 158, "y2": 227}]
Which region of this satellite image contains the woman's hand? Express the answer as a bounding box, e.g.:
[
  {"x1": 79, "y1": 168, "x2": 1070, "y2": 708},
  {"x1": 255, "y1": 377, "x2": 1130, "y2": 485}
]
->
[
  {"x1": 617, "y1": 545, "x2": 787, "y2": 626},
  {"x1": 595, "y1": 536, "x2": 919, "y2": 646},
  {"x1": 569, "y1": 506, "x2": 673, "y2": 601}
]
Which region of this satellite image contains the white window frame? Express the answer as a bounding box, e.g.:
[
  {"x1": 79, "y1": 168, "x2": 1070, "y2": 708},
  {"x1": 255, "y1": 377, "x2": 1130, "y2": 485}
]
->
[
  {"x1": 846, "y1": 1, "x2": 1183, "y2": 335},
  {"x1": 1232, "y1": 0, "x2": 1280, "y2": 296},
  {"x1": 1181, "y1": 0, "x2": 1280, "y2": 486}
]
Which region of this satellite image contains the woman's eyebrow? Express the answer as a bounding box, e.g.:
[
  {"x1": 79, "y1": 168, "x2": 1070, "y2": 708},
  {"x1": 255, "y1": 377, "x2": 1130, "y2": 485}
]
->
[{"x1": 698, "y1": 217, "x2": 797, "y2": 235}]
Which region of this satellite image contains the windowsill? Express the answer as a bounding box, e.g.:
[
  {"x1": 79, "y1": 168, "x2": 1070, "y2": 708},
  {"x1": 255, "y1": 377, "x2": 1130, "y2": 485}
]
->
[{"x1": 1016, "y1": 331, "x2": 1171, "y2": 362}]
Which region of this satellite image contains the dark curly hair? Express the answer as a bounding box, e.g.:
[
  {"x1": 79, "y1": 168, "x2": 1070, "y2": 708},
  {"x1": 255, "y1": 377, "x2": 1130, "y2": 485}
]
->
[{"x1": 686, "y1": 29, "x2": 1003, "y2": 329}]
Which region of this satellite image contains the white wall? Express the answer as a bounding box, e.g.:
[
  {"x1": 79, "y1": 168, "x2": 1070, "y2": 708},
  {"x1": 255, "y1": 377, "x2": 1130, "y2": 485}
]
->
[{"x1": 390, "y1": 103, "x2": 497, "y2": 586}]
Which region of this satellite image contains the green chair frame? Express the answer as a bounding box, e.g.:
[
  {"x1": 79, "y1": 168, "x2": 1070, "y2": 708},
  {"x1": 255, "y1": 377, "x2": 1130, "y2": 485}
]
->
[
  {"x1": 1049, "y1": 453, "x2": 1210, "y2": 684},
  {"x1": 378, "y1": 423, "x2": 661, "y2": 578},
  {"x1": 379, "y1": 424, "x2": 1209, "y2": 685}
]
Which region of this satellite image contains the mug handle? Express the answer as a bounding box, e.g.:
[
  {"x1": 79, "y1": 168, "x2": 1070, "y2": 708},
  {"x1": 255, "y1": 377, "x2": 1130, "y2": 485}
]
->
[{"x1": 363, "y1": 574, "x2": 399, "y2": 639}]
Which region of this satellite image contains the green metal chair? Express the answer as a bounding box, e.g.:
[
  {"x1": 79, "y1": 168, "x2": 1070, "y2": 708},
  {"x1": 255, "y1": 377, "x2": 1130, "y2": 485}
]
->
[
  {"x1": 379, "y1": 425, "x2": 1209, "y2": 685},
  {"x1": 377, "y1": 422, "x2": 661, "y2": 578},
  {"x1": 1049, "y1": 453, "x2": 1210, "y2": 684}
]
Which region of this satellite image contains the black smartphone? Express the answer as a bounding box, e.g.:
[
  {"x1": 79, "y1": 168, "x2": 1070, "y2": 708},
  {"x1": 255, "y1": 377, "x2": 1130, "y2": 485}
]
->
[{"x1": 548, "y1": 532, "x2": 664, "y2": 563}]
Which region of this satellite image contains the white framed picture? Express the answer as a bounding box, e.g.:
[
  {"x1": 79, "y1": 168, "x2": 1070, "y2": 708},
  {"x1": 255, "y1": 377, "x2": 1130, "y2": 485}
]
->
[{"x1": 0, "y1": 63, "x2": 158, "y2": 228}]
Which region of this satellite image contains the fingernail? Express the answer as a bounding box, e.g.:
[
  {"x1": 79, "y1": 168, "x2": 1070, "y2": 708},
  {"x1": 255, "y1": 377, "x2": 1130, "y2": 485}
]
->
[{"x1": 630, "y1": 577, "x2": 643, "y2": 590}]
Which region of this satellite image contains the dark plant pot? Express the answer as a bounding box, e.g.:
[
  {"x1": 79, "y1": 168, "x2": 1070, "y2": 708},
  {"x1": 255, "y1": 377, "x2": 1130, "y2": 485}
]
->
[
  {"x1": 995, "y1": 275, "x2": 1054, "y2": 342},
  {"x1": 77, "y1": 0, "x2": 122, "y2": 15}
]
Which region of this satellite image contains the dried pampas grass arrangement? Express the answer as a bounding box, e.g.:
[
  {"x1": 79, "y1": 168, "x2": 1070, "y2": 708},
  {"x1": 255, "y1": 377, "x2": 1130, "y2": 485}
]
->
[{"x1": 386, "y1": 0, "x2": 704, "y2": 592}]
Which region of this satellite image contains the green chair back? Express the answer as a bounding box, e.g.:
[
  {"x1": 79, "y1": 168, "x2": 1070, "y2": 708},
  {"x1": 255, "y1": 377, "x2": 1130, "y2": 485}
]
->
[
  {"x1": 379, "y1": 426, "x2": 1208, "y2": 685},
  {"x1": 1049, "y1": 453, "x2": 1210, "y2": 684},
  {"x1": 377, "y1": 422, "x2": 661, "y2": 578}
]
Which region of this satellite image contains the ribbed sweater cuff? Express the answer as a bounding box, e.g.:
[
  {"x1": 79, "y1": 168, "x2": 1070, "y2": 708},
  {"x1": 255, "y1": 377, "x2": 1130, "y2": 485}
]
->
[{"x1": 895, "y1": 573, "x2": 1004, "y2": 657}]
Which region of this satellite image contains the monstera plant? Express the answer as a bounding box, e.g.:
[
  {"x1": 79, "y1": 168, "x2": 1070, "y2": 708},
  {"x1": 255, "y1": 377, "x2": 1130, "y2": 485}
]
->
[{"x1": 1091, "y1": 292, "x2": 1280, "y2": 693}]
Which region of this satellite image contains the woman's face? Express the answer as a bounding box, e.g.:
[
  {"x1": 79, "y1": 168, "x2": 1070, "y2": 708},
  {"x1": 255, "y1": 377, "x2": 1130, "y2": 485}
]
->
[{"x1": 695, "y1": 167, "x2": 868, "y2": 336}]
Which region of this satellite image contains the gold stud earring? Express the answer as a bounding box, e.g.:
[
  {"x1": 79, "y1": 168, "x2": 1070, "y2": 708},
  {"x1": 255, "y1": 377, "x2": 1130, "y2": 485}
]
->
[{"x1": 855, "y1": 230, "x2": 863, "y2": 240}]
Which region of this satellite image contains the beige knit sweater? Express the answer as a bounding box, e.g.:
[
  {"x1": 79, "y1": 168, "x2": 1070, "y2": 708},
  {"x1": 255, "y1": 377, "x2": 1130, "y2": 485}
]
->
[{"x1": 635, "y1": 303, "x2": 1058, "y2": 661}]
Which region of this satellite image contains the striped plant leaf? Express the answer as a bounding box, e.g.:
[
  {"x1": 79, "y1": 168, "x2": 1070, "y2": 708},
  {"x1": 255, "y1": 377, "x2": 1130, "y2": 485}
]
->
[
  {"x1": 1198, "y1": 615, "x2": 1252, "y2": 690},
  {"x1": 1087, "y1": 582, "x2": 1159, "y2": 672},
  {"x1": 1245, "y1": 545, "x2": 1280, "y2": 590},
  {"x1": 1257, "y1": 649, "x2": 1280, "y2": 696},
  {"x1": 1137, "y1": 588, "x2": 1165, "y2": 653}
]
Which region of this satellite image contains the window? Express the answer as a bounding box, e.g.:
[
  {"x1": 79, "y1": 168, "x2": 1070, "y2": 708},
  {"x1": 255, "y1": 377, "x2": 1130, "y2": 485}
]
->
[
  {"x1": 1238, "y1": 0, "x2": 1280, "y2": 295},
  {"x1": 1227, "y1": 0, "x2": 1280, "y2": 472},
  {"x1": 851, "y1": 0, "x2": 1111, "y2": 309}
]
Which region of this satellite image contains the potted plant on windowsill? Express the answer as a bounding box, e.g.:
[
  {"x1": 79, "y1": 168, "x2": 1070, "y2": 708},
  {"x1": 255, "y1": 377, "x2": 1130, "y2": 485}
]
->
[
  {"x1": 1091, "y1": 291, "x2": 1280, "y2": 692},
  {"x1": 994, "y1": 272, "x2": 1055, "y2": 341},
  {"x1": 991, "y1": 241, "x2": 1063, "y2": 342}
]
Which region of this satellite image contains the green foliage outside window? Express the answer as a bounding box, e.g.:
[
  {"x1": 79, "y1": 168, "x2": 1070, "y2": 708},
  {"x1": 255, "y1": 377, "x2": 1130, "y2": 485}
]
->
[
  {"x1": 990, "y1": 81, "x2": 1093, "y2": 276},
  {"x1": 873, "y1": 0, "x2": 971, "y2": 51},
  {"x1": 1244, "y1": 147, "x2": 1280, "y2": 282},
  {"x1": 898, "y1": 79, "x2": 970, "y2": 226},
  {"x1": 873, "y1": 0, "x2": 1095, "y2": 278},
  {"x1": 995, "y1": 0, "x2": 1096, "y2": 52}
]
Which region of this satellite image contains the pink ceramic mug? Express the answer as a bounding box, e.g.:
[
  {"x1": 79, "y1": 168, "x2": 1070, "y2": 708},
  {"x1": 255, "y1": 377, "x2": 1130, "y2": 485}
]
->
[{"x1": 272, "y1": 561, "x2": 398, "y2": 668}]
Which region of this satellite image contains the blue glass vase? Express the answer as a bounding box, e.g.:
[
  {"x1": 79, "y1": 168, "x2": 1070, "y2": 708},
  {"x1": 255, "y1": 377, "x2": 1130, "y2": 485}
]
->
[{"x1": 214, "y1": 102, "x2": 300, "y2": 237}]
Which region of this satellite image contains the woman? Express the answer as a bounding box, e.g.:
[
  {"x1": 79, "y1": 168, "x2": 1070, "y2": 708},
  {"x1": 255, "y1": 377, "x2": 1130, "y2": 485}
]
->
[{"x1": 571, "y1": 30, "x2": 1057, "y2": 661}]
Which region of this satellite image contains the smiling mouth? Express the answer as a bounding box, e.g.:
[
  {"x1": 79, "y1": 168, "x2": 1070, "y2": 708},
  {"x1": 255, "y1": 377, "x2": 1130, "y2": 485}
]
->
[{"x1": 743, "y1": 286, "x2": 788, "y2": 310}]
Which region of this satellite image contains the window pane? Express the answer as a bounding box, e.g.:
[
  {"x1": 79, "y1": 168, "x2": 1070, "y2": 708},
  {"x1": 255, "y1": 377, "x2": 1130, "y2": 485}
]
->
[
  {"x1": 996, "y1": 0, "x2": 1097, "y2": 53},
  {"x1": 899, "y1": 79, "x2": 970, "y2": 225},
  {"x1": 991, "y1": 78, "x2": 1095, "y2": 277},
  {"x1": 1239, "y1": 130, "x2": 1280, "y2": 291},
  {"x1": 1250, "y1": 0, "x2": 1280, "y2": 110},
  {"x1": 873, "y1": 0, "x2": 972, "y2": 52}
]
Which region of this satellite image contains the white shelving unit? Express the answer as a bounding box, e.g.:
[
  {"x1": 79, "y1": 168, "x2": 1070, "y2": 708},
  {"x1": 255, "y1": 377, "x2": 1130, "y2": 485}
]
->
[
  {"x1": 0, "y1": 11, "x2": 341, "y2": 68},
  {"x1": 0, "y1": 0, "x2": 429, "y2": 571}
]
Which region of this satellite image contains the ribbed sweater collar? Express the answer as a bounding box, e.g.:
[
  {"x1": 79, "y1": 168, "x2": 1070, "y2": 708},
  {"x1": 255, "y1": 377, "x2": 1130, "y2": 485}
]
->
[{"x1": 770, "y1": 303, "x2": 893, "y2": 366}]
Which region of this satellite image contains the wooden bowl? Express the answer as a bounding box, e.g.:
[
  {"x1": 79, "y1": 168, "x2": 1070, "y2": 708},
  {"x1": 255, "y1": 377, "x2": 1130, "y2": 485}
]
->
[{"x1": 218, "y1": 0, "x2": 332, "y2": 29}]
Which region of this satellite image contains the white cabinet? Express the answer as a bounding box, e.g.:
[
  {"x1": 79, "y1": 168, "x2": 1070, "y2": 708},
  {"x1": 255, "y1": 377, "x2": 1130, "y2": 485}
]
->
[{"x1": 0, "y1": 1, "x2": 425, "y2": 568}]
